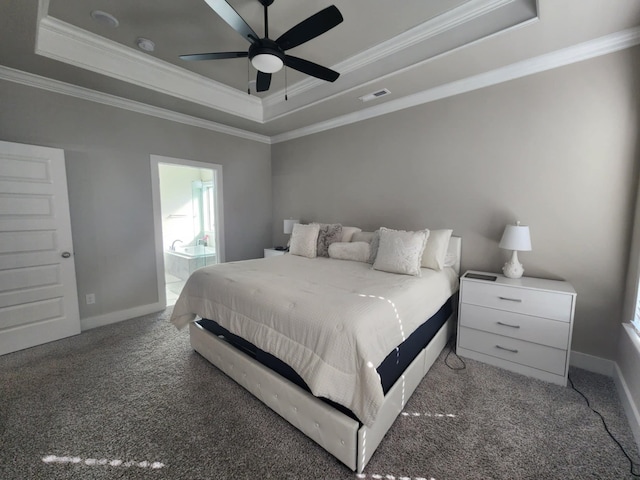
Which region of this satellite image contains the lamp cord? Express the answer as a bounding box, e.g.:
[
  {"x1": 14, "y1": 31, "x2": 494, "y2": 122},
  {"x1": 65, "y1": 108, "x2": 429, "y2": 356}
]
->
[
  {"x1": 568, "y1": 373, "x2": 640, "y2": 477},
  {"x1": 444, "y1": 334, "x2": 465, "y2": 371}
]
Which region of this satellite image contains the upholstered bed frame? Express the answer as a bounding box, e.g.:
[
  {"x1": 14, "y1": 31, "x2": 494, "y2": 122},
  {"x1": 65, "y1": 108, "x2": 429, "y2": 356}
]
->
[{"x1": 189, "y1": 236, "x2": 461, "y2": 473}]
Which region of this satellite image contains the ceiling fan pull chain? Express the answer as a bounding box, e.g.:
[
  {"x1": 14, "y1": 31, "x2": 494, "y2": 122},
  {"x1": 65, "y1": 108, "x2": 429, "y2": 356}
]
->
[
  {"x1": 247, "y1": 57, "x2": 251, "y2": 95},
  {"x1": 285, "y1": 65, "x2": 288, "y2": 101}
]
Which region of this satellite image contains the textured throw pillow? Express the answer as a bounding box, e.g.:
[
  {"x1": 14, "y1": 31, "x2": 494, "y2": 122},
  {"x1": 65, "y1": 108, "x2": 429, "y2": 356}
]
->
[
  {"x1": 314, "y1": 223, "x2": 343, "y2": 257},
  {"x1": 341, "y1": 226, "x2": 362, "y2": 242},
  {"x1": 421, "y1": 229, "x2": 453, "y2": 271},
  {"x1": 373, "y1": 227, "x2": 430, "y2": 276},
  {"x1": 368, "y1": 230, "x2": 381, "y2": 264},
  {"x1": 289, "y1": 223, "x2": 320, "y2": 258},
  {"x1": 328, "y1": 241, "x2": 370, "y2": 263}
]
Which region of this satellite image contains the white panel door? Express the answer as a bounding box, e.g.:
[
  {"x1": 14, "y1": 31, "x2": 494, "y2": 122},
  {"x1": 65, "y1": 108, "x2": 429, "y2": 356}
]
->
[{"x1": 0, "y1": 140, "x2": 80, "y2": 355}]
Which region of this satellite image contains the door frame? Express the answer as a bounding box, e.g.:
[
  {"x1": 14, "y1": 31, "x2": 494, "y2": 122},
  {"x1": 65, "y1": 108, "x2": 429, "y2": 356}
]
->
[{"x1": 150, "y1": 155, "x2": 225, "y2": 308}]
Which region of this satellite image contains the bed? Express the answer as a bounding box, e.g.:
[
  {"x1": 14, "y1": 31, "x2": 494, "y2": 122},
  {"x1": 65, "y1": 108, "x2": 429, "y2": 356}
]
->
[{"x1": 170, "y1": 231, "x2": 461, "y2": 472}]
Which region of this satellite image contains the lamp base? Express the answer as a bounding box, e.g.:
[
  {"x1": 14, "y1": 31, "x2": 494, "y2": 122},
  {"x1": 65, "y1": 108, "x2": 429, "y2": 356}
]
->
[{"x1": 502, "y1": 250, "x2": 524, "y2": 279}]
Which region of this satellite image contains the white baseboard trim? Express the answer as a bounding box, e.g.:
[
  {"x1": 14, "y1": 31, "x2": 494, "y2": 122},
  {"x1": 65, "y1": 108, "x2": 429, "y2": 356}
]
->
[
  {"x1": 613, "y1": 362, "x2": 640, "y2": 449},
  {"x1": 569, "y1": 350, "x2": 615, "y2": 377},
  {"x1": 81, "y1": 302, "x2": 165, "y2": 331}
]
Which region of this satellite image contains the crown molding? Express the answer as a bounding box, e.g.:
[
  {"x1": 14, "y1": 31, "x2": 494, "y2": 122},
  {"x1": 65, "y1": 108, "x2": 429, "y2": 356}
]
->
[
  {"x1": 35, "y1": 15, "x2": 264, "y2": 123},
  {"x1": 0, "y1": 65, "x2": 271, "y2": 144},
  {"x1": 262, "y1": 0, "x2": 517, "y2": 111},
  {"x1": 35, "y1": 0, "x2": 523, "y2": 125},
  {"x1": 7, "y1": 19, "x2": 639, "y2": 147},
  {"x1": 270, "y1": 26, "x2": 640, "y2": 143}
]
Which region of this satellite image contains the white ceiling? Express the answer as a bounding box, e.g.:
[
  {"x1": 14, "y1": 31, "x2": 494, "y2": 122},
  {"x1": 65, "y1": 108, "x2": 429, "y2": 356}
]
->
[{"x1": 2, "y1": 0, "x2": 640, "y2": 141}]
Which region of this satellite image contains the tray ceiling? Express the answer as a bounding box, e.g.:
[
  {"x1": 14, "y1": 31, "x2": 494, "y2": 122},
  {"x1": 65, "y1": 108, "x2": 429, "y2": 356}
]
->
[{"x1": 2, "y1": 0, "x2": 640, "y2": 140}]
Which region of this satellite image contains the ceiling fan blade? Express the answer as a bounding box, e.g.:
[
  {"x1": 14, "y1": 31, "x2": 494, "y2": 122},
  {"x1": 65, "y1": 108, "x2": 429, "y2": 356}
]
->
[
  {"x1": 276, "y1": 6, "x2": 343, "y2": 51},
  {"x1": 256, "y1": 71, "x2": 272, "y2": 92},
  {"x1": 180, "y1": 51, "x2": 248, "y2": 61},
  {"x1": 203, "y1": 0, "x2": 259, "y2": 44},
  {"x1": 285, "y1": 55, "x2": 339, "y2": 83}
]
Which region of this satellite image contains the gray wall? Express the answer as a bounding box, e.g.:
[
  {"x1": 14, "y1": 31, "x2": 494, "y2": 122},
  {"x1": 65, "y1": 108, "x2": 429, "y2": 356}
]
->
[
  {"x1": 0, "y1": 80, "x2": 271, "y2": 319},
  {"x1": 272, "y1": 47, "x2": 640, "y2": 360}
]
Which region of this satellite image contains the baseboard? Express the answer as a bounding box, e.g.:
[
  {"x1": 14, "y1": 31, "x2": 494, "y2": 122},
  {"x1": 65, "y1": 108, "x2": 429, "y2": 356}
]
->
[
  {"x1": 81, "y1": 302, "x2": 165, "y2": 331},
  {"x1": 569, "y1": 350, "x2": 615, "y2": 377},
  {"x1": 613, "y1": 362, "x2": 640, "y2": 448}
]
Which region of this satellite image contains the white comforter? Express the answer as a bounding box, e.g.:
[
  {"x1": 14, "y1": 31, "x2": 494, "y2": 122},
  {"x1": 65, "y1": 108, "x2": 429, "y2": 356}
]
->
[{"x1": 170, "y1": 254, "x2": 458, "y2": 426}]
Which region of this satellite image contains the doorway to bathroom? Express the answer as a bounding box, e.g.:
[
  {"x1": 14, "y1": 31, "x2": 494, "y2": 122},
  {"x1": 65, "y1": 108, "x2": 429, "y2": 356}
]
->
[{"x1": 150, "y1": 155, "x2": 224, "y2": 307}]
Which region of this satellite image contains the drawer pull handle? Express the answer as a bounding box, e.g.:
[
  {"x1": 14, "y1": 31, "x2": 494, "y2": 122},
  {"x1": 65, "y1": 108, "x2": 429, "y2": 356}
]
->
[
  {"x1": 497, "y1": 321, "x2": 520, "y2": 329},
  {"x1": 498, "y1": 296, "x2": 522, "y2": 303},
  {"x1": 496, "y1": 345, "x2": 518, "y2": 354}
]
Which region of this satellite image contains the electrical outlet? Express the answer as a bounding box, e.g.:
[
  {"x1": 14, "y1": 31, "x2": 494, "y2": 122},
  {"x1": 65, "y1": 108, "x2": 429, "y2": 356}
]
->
[{"x1": 86, "y1": 293, "x2": 95, "y2": 305}]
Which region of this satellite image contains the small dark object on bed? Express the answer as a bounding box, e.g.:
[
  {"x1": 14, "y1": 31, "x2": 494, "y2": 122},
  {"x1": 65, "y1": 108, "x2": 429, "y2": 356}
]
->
[{"x1": 274, "y1": 246, "x2": 286, "y2": 250}]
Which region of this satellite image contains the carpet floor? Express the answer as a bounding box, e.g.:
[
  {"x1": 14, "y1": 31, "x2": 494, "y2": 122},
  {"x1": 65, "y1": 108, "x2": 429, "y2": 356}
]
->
[{"x1": 0, "y1": 309, "x2": 637, "y2": 480}]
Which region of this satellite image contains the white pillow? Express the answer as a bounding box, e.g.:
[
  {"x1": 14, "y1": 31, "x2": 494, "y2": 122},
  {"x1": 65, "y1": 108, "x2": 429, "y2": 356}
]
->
[
  {"x1": 289, "y1": 223, "x2": 320, "y2": 258},
  {"x1": 421, "y1": 229, "x2": 453, "y2": 271},
  {"x1": 341, "y1": 226, "x2": 362, "y2": 242},
  {"x1": 373, "y1": 227, "x2": 430, "y2": 276},
  {"x1": 328, "y1": 241, "x2": 370, "y2": 263}
]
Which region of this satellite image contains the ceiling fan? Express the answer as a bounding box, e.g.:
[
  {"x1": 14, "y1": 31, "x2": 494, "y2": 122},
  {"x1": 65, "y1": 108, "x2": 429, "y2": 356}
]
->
[{"x1": 180, "y1": 0, "x2": 343, "y2": 93}]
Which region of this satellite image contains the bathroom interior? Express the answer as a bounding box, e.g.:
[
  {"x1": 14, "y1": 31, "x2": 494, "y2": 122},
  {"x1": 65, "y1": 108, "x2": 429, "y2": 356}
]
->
[{"x1": 158, "y1": 163, "x2": 219, "y2": 305}]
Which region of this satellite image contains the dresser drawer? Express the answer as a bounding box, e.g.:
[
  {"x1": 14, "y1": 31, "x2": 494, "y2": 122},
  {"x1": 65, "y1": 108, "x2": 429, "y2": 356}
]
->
[
  {"x1": 459, "y1": 304, "x2": 570, "y2": 349},
  {"x1": 458, "y1": 327, "x2": 567, "y2": 376},
  {"x1": 461, "y1": 281, "x2": 573, "y2": 322}
]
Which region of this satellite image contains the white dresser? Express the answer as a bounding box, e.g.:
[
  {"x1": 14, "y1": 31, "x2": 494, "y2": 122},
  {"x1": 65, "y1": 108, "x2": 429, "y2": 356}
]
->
[{"x1": 456, "y1": 270, "x2": 576, "y2": 386}]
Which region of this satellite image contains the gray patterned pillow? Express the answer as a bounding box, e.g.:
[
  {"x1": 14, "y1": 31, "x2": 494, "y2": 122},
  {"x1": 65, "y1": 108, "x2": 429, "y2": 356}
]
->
[
  {"x1": 368, "y1": 230, "x2": 381, "y2": 264},
  {"x1": 314, "y1": 223, "x2": 343, "y2": 257}
]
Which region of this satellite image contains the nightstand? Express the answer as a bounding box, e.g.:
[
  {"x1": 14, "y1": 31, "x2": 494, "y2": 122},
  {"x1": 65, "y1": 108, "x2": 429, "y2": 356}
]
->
[
  {"x1": 456, "y1": 270, "x2": 576, "y2": 386},
  {"x1": 264, "y1": 248, "x2": 286, "y2": 258}
]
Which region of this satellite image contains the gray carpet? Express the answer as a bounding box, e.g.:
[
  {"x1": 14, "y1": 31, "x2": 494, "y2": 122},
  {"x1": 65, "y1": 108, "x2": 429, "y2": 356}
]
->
[{"x1": 0, "y1": 309, "x2": 637, "y2": 480}]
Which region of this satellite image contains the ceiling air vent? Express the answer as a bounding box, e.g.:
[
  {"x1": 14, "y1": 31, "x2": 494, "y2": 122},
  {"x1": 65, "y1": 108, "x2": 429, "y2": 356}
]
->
[{"x1": 359, "y1": 88, "x2": 391, "y2": 102}]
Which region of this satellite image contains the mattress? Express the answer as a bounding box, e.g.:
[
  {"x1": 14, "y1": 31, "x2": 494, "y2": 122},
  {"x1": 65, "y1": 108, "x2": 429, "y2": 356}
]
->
[
  {"x1": 196, "y1": 296, "x2": 453, "y2": 420},
  {"x1": 170, "y1": 254, "x2": 459, "y2": 426}
]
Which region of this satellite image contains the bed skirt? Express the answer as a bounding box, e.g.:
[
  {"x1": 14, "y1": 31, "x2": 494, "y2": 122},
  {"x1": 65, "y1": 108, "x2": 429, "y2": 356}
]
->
[{"x1": 189, "y1": 312, "x2": 455, "y2": 472}]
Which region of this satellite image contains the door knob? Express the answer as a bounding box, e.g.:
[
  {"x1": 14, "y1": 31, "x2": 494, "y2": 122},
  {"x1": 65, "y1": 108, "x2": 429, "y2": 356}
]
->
[{"x1": 61, "y1": 252, "x2": 71, "y2": 258}]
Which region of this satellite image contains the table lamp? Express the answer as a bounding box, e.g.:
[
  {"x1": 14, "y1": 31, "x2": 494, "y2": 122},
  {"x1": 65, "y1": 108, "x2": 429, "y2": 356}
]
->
[{"x1": 499, "y1": 221, "x2": 532, "y2": 279}]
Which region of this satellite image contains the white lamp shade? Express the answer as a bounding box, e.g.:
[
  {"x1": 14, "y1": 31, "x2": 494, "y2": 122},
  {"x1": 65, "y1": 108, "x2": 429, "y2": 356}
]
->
[
  {"x1": 499, "y1": 223, "x2": 532, "y2": 251},
  {"x1": 283, "y1": 219, "x2": 299, "y2": 235}
]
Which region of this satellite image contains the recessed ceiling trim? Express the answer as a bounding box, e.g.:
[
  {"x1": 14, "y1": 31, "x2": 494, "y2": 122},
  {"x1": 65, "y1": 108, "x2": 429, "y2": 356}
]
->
[
  {"x1": 262, "y1": 0, "x2": 519, "y2": 108},
  {"x1": 35, "y1": 0, "x2": 527, "y2": 126},
  {"x1": 10, "y1": 24, "x2": 639, "y2": 147},
  {"x1": 35, "y1": 15, "x2": 264, "y2": 123},
  {"x1": 0, "y1": 65, "x2": 271, "y2": 144},
  {"x1": 263, "y1": 0, "x2": 538, "y2": 121},
  {"x1": 271, "y1": 25, "x2": 640, "y2": 144}
]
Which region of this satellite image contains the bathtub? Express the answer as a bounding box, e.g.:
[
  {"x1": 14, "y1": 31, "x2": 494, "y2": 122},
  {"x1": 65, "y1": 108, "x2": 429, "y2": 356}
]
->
[{"x1": 164, "y1": 245, "x2": 217, "y2": 281}]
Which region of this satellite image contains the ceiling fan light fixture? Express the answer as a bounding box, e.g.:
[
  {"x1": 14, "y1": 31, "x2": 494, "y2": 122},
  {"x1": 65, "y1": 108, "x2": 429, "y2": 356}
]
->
[{"x1": 251, "y1": 53, "x2": 284, "y2": 73}]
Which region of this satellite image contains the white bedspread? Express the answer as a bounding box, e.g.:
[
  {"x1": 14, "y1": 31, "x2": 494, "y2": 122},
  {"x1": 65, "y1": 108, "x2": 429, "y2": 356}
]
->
[{"x1": 170, "y1": 254, "x2": 458, "y2": 426}]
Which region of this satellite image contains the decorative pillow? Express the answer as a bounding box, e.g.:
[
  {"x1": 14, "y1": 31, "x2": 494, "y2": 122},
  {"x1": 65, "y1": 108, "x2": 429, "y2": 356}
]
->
[
  {"x1": 373, "y1": 227, "x2": 430, "y2": 276},
  {"x1": 328, "y1": 241, "x2": 370, "y2": 263},
  {"x1": 314, "y1": 223, "x2": 343, "y2": 257},
  {"x1": 368, "y1": 230, "x2": 381, "y2": 264},
  {"x1": 289, "y1": 223, "x2": 320, "y2": 258},
  {"x1": 352, "y1": 231, "x2": 375, "y2": 243},
  {"x1": 421, "y1": 229, "x2": 453, "y2": 271},
  {"x1": 341, "y1": 226, "x2": 362, "y2": 242}
]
